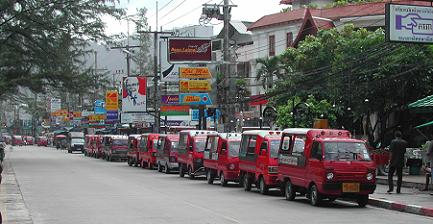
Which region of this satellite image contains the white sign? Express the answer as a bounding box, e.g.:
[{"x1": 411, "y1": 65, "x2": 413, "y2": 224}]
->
[
  {"x1": 50, "y1": 98, "x2": 61, "y2": 112},
  {"x1": 386, "y1": 3, "x2": 433, "y2": 43},
  {"x1": 122, "y1": 77, "x2": 147, "y2": 112},
  {"x1": 121, "y1": 113, "x2": 154, "y2": 124}
]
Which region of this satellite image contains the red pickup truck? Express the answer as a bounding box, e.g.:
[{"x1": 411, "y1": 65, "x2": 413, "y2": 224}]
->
[
  {"x1": 138, "y1": 133, "x2": 160, "y2": 169},
  {"x1": 127, "y1": 134, "x2": 141, "y2": 167},
  {"x1": 156, "y1": 134, "x2": 180, "y2": 174},
  {"x1": 204, "y1": 133, "x2": 241, "y2": 186}
]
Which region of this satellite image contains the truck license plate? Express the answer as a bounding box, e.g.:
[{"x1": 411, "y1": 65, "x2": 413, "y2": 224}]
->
[{"x1": 342, "y1": 183, "x2": 360, "y2": 193}]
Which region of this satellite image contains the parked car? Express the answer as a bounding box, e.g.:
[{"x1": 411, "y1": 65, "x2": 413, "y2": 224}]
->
[
  {"x1": 239, "y1": 130, "x2": 282, "y2": 194},
  {"x1": 155, "y1": 134, "x2": 179, "y2": 173},
  {"x1": 177, "y1": 130, "x2": 217, "y2": 179},
  {"x1": 278, "y1": 128, "x2": 376, "y2": 207},
  {"x1": 138, "y1": 133, "x2": 160, "y2": 169},
  {"x1": 204, "y1": 133, "x2": 242, "y2": 186},
  {"x1": 127, "y1": 134, "x2": 141, "y2": 167},
  {"x1": 102, "y1": 135, "x2": 128, "y2": 161}
]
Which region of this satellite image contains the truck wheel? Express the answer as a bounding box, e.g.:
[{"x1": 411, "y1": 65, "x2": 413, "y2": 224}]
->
[
  {"x1": 259, "y1": 176, "x2": 269, "y2": 195},
  {"x1": 206, "y1": 170, "x2": 214, "y2": 184},
  {"x1": 141, "y1": 161, "x2": 147, "y2": 169},
  {"x1": 164, "y1": 163, "x2": 170, "y2": 174},
  {"x1": 310, "y1": 184, "x2": 322, "y2": 206},
  {"x1": 134, "y1": 160, "x2": 139, "y2": 167},
  {"x1": 243, "y1": 175, "x2": 252, "y2": 191},
  {"x1": 179, "y1": 164, "x2": 185, "y2": 177},
  {"x1": 148, "y1": 161, "x2": 153, "y2": 169},
  {"x1": 285, "y1": 180, "x2": 296, "y2": 201},
  {"x1": 357, "y1": 195, "x2": 369, "y2": 208},
  {"x1": 188, "y1": 166, "x2": 195, "y2": 180},
  {"x1": 157, "y1": 163, "x2": 163, "y2": 172},
  {"x1": 127, "y1": 158, "x2": 133, "y2": 166},
  {"x1": 220, "y1": 172, "x2": 228, "y2": 187}
]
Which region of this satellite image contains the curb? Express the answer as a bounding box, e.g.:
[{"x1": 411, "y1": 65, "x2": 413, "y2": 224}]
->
[
  {"x1": 376, "y1": 178, "x2": 424, "y2": 190},
  {"x1": 369, "y1": 197, "x2": 433, "y2": 218}
]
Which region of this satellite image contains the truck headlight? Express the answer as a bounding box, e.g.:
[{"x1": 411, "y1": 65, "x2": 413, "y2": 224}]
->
[
  {"x1": 228, "y1": 163, "x2": 235, "y2": 170},
  {"x1": 326, "y1": 172, "x2": 334, "y2": 180},
  {"x1": 366, "y1": 173, "x2": 374, "y2": 181}
]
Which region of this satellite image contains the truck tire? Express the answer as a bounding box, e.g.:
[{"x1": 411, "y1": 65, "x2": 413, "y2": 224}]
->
[
  {"x1": 188, "y1": 166, "x2": 195, "y2": 180},
  {"x1": 285, "y1": 180, "x2": 296, "y2": 201},
  {"x1": 141, "y1": 161, "x2": 147, "y2": 169},
  {"x1": 127, "y1": 158, "x2": 133, "y2": 166},
  {"x1": 206, "y1": 170, "x2": 214, "y2": 184},
  {"x1": 259, "y1": 176, "x2": 269, "y2": 195},
  {"x1": 357, "y1": 195, "x2": 369, "y2": 207},
  {"x1": 164, "y1": 163, "x2": 170, "y2": 174},
  {"x1": 310, "y1": 184, "x2": 322, "y2": 206},
  {"x1": 220, "y1": 172, "x2": 228, "y2": 187},
  {"x1": 157, "y1": 163, "x2": 163, "y2": 172},
  {"x1": 243, "y1": 175, "x2": 252, "y2": 191},
  {"x1": 179, "y1": 164, "x2": 185, "y2": 177}
]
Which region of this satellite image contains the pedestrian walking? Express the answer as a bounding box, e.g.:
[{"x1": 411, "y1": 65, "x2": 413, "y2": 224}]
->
[
  {"x1": 425, "y1": 134, "x2": 433, "y2": 195},
  {"x1": 0, "y1": 141, "x2": 5, "y2": 184},
  {"x1": 387, "y1": 131, "x2": 408, "y2": 194}
]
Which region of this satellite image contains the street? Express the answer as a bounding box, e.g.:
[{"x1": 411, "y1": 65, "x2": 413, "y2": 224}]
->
[{"x1": 3, "y1": 146, "x2": 432, "y2": 224}]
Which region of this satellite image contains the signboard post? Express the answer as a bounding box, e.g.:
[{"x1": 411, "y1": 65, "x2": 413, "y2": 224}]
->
[{"x1": 386, "y1": 3, "x2": 433, "y2": 44}]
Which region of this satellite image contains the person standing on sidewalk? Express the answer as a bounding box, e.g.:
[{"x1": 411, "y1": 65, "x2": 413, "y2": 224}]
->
[
  {"x1": 387, "y1": 131, "x2": 408, "y2": 194},
  {"x1": 426, "y1": 134, "x2": 433, "y2": 195},
  {"x1": 0, "y1": 141, "x2": 5, "y2": 184}
]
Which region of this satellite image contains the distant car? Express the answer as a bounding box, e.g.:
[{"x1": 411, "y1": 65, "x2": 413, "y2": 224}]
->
[{"x1": 36, "y1": 137, "x2": 48, "y2": 147}]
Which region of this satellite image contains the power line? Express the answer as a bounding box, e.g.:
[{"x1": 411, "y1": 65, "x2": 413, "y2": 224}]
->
[
  {"x1": 159, "y1": 0, "x2": 188, "y2": 20},
  {"x1": 161, "y1": 0, "x2": 214, "y2": 27}
]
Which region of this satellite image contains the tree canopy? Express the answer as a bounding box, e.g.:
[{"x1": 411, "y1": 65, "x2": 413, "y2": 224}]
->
[{"x1": 0, "y1": 0, "x2": 124, "y2": 98}]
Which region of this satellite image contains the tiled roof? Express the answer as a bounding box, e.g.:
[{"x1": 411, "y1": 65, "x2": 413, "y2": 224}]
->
[
  {"x1": 279, "y1": 0, "x2": 294, "y2": 4},
  {"x1": 248, "y1": 1, "x2": 432, "y2": 31}
]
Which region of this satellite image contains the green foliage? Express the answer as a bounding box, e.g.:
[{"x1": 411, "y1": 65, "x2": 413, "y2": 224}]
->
[
  {"x1": 0, "y1": 0, "x2": 125, "y2": 97},
  {"x1": 256, "y1": 57, "x2": 281, "y2": 90}
]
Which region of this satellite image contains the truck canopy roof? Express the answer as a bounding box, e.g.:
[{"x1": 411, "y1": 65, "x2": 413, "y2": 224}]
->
[
  {"x1": 242, "y1": 130, "x2": 282, "y2": 138},
  {"x1": 282, "y1": 128, "x2": 351, "y2": 139}
]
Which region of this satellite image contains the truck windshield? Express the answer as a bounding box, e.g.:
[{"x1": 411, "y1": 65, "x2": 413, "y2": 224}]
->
[
  {"x1": 71, "y1": 138, "x2": 84, "y2": 144},
  {"x1": 270, "y1": 140, "x2": 280, "y2": 158},
  {"x1": 171, "y1": 141, "x2": 179, "y2": 151},
  {"x1": 324, "y1": 142, "x2": 371, "y2": 161},
  {"x1": 228, "y1": 141, "x2": 241, "y2": 157},
  {"x1": 113, "y1": 139, "x2": 128, "y2": 146},
  {"x1": 194, "y1": 139, "x2": 206, "y2": 152}
]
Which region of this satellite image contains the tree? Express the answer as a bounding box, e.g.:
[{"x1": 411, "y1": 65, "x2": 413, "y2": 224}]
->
[
  {"x1": 255, "y1": 57, "x2": 281, "y2": 90},
  {"x1": 0, "y1": 0, "x2": 124, "y2": 97}
]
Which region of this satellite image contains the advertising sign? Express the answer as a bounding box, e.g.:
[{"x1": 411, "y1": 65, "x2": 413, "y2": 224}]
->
[
  {"x1": 168, "y1": 38, "x2": 212, "y2": 63},
  {"x1": 121, "y1": 112, "x2": 154, "y2": 124},
  {"x1": 161, "y1": 120, "x2": 188, "y2": 126},
  {"x1": 105, "y1": 90, "x2": 119, "y2": 111},
  {"x1": 50, "y1": 98, "x2": 61, "y2": 112},
  {"x1": 161, "y1": 95, "x2": 180, "y2": 105},
  {"x1": 179, "y1": 80, "x2": 212, "y2": 92},
  {"x1": 191, "y1": 109, "x2": 221, "y2": 121},
  {"x1": 94, "y1": 100, "x2": 106, "y2": 114},
  {"x1": 106, "y1": 111, "x2": 118, "y2": 123},
  {"x1": 160, "y1": 105, "x2": 190, "y2": 116},
  {"x1": 88, "y1": 114, "x2": 106, "y2": 122},
  {"x1": 179, "y1": 93, "x2": 213, "y2": 105},
  {"x1": 386, "y1": 3, "x2": 433, "y2": 43},
  {"x1": 122, "y1": 77, "x2": 147, "y2": 112},
  {"x1": 179, "y1": 67, "x2": 212, "y2": 79}
]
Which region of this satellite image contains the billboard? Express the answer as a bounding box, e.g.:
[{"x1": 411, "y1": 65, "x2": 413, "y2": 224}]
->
[
  {"x1": 386, "y1": 3, "x2": 433, "y2": 43},
  {"x1": 168, "y1": 38, "x2": 212, "y2": 63},
  {"x1": 160, "y1": 105, "x2": 190, "y2": 116},
  {"x1": 122, "y1": 77, "x2": 147, "y2": 112},
  {"x1": 161, "y1": 95, "x2": 180, "y2": 105},
  {"x1": 179, "y1": 93, "x2": 213, "y2": 105},
  {"x1": 121, "y1": 112, "x2": 154, "y2": 124},
  {"x1": 105, "y1": 90, "x2": 119, "y2": 111},
  {"x1": 179, "y1": 67, "x2": 212, "y2": 79},
  {"x1": 50, "y1": 98, "x2": 61, "y2": 112},
  {"x1": 179, "y1": 80, "x2": 212, "y2": 92}
]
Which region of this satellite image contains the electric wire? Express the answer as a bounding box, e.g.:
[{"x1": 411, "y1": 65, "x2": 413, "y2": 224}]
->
[{"x1": 161, "y1": 0, "x2": 214, "y2": 27}]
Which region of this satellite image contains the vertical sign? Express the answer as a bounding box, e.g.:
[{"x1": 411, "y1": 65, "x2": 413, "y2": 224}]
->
[
  {"x1": 105, "y1": 90, "x2": 119, "y2": 111},
  {"x1": 122, "y1": 77, "x2": 147, "y2": 112},
  {"x1": 50, "y1": 98, "x2": 61, "y2": 112}
]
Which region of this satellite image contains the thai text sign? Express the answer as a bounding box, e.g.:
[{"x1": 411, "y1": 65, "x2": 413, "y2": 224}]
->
[
  {"x1": 105, "y1": 90, "x2": 119, "y2": 111},
  {"x1": 386, "y1": 3, "x2": 433, "y2": 43},
  {"x1": 122, "y1": 77, "x2": 147, "y2": 112},
  {"x1": 88, "y1": 114, "x2": 106, "y2": 122},
  {"x1": 179, "y1": 80, "x2": 212, "y2": 92},
  {"x1": 160, "y1": 105, "x2": 190, "y2": 116},
  {"x1": 179, "y1": 93, "x2": 213, "y2": 105},
  {"x1": 179, "y1": 67, "x2": 212, "y2": 78},
  {"x1": 51, "y1": 109, "x2": 67, "y2": 117},
  {"x1": 161, "y1": 95, "x2": 180, "y2": 105},
  {"x1": 168, "y1": 38, "x2": 212, "y2": 63}
]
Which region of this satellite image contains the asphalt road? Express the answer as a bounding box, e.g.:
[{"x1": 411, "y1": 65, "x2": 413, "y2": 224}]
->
[{"x1": 7, "y1": 146, "x2": 433, "y2": 224}]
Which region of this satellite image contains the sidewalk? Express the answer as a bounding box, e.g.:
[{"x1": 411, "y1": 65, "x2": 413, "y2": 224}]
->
[
  {"x1": 369, "y1": 174, "x2": 433, "y2": 217},
  {"x1": 0, "y1": 148, "x2": 33, "y2": 224}
]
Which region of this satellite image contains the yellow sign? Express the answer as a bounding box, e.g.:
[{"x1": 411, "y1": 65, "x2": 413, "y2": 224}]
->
[
  {"x1": 179, "y1": 80, "x2": 212, "y2": 92},
  {"x1": 105, "y1": 90, "x2": 119, "y2": 111},
  {"x1": 51, "y1": 109, "x2": 68, "y2": 117},
  {"x1": 179, "y1": 67, "x2": 212, "y2": 79},
  {"x1": 88, "y1": 114, "x2": 106, "y2": 122}
]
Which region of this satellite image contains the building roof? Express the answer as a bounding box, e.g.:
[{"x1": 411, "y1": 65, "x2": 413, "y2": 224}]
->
[{"x1": 248, "y1": 1, "x2": 431, "y2": 31}]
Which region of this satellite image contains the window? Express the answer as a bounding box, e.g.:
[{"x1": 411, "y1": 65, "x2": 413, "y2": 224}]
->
[
  {"x1": 311, "y1": 141, "x2": 323, "y2": 160},
  {"x1": 139, "y1": 137, "x2": 148, "y2": 152},
  {"x1": 269, "y1": 35, "x2": 275, "y2": 56},
  {"x1": 260, "y1": 142, "x2": 268, "y2": 155},
  {"x1": 324, "y1": 142, "x2": 371, "y2": 161},
  {"x1": 286, "y1": 32, "x2": 293, "y2": 48},
  {"x1": 239, "y1": 136, "x2": 249, "y2": 158},
  {"x1": 178, "y1": 133, "x2": 188, "y2": 154},
  {"x1": 157, "y1": 138, "x2": 164, "y2": 153},
  {"x1": 280, "y1": 135, "x2": 291, "y2": 152},
  {"x1": 291, "y1": 136, "x2": 306, "y2": 156},
  {"x1": 246, "y1": 136, "x2": 257, "y2": 160},
  {"x1": 228, "y1": 141, "x2": 241, "y2": 157}
]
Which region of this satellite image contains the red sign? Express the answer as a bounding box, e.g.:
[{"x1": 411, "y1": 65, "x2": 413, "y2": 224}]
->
[{"x1": 168, "y1": 38, "x2": 212, "y2": 63}]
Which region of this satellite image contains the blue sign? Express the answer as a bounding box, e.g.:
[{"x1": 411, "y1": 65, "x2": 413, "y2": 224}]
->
[
  {"x1": 94, "y1": 100, "x2": 106, "y2": 114},
  {"x1": 106, "y1": 111, "x2": 118, "y2": 123},
  {"x1": 191, "y1": 109, "x2": 220, "y2": 121},
  {"x1": 179, "y1": 93, "x2": 212, "y2": 105}
]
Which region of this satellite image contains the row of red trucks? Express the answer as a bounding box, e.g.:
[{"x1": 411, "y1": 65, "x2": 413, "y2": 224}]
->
[{"x1": 83, "y1": 128, "x2": 376, "y2": 207}]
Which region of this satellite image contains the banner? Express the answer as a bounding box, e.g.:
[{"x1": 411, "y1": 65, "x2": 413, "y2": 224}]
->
[
  {"x1": 51, "y1": 109, "x2": 67, "y2": 117},
  {"x1": 168, "y1": 38, "x2": 212, "y2": 63},
  {"x1": 160, "y1": 105, "x2": 190, "y2": 116},
  {"x1": 179, "y1": 67, "x2": 212, "y2": 79},
  {"x1": 191, "y1": 109, "x2": 221, "y2": 121},
  {"x1": 106, "y1": 111, "x2": 118, "y2": 123},
  {"x1": 88, "y1": 114, "x2": 106, "y2": 122},
  {"x1": 105, "y1": 90, "x2": 119, "y2": 111},
  {"x1": 94, "y1": 100, "x2": 106, "y2": 114},
  {"x1": 161, "y1": 95, "x2": 180, "y2": 105},
  {"x1": 161, "y1": 120, "x2": 188, "y2": 126},
  {"x1": 179, "y1": 80, "x2": 212, "y2": 92},
  {"x1": 121, "y1": 112, "x2": 154, "y2": 124},
  {"x1": 122, "y1": 77, "x2": 147, "y2": 112},
  {"x1": 50, "y1": 98, "x2": 61, "y2": 112},
  {"x1": 179, "y1": 93, "x2": 213, "y2": 105}
]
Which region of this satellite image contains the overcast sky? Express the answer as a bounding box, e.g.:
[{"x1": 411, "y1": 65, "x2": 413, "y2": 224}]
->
[{"x1": 103, "y1": 0, "x2": 286, "y2": 35}]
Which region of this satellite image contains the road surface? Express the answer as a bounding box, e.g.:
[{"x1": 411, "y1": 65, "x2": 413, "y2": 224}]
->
[{"x1": 6, "y1": 146, "x2": 433, "y2": 224}]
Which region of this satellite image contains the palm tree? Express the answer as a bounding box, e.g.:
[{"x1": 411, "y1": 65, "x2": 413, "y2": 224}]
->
[{"x1": 255, "y1": 57, "x2": 281, "y2": 90}]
